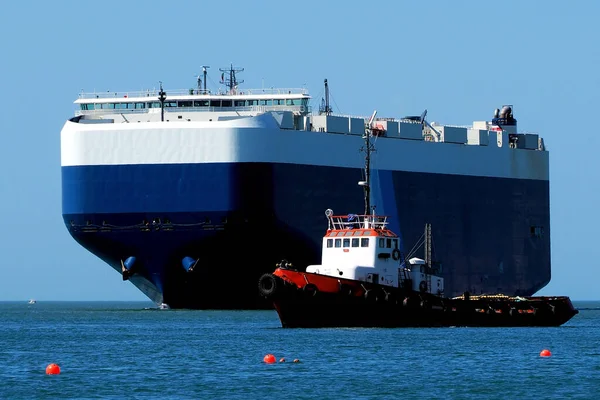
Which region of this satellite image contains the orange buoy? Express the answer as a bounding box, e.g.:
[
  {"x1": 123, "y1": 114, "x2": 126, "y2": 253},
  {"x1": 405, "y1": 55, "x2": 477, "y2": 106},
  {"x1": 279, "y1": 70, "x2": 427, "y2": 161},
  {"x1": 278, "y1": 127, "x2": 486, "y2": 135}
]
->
[
  {"x1": 293, "y1": 359, "x2": 300, "y2": 363},
  {"x1": 45, "y1": 363, "x2": 61, "y2": 375},
  {"x1": 540, "y1": 349, "x2": 552, "y2": 357},
  {"x1": 279, "y1": 358, "x2": 286, "y2": 363},
  {"x1": 263, "y1": 354, "x2": 276, "y2": 364}
]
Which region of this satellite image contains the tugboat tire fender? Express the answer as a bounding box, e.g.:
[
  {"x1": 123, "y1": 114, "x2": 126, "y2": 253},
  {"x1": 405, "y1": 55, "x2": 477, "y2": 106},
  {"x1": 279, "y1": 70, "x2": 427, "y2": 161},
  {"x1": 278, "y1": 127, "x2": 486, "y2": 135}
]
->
[
  {"x1": 303, "y1": 283, "x2": 318, "y2": 296},
  {"x1": 339, "y1": 284, "x2": 353, "y2": 296},
  {"x1": 258, "y1": 273, "x2": 279, "y2": 297},
  {"x1": 364, "y1": 288, "x2": 382, "y2": 302},
  {"x1": 385, "y1": 291, "x2": 396, "y2": 303}
]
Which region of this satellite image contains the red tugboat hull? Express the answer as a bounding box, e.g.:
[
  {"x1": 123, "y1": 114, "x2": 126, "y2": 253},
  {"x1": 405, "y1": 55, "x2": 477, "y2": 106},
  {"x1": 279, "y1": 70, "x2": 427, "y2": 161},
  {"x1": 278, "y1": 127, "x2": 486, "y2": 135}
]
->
[{"x1": 259, "y1": 269, "x2": 578, "y2": 328}]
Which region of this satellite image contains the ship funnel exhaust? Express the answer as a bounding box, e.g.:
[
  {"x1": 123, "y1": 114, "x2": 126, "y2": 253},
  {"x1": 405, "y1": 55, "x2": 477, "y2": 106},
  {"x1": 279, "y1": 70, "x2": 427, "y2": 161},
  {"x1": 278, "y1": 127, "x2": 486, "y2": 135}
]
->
[
  {"x1": 182, "y1": 256, "x2": 199, "y2": 273},
  {"x1": 121, "y1": 256, "x2": 136, "y2": 281}
]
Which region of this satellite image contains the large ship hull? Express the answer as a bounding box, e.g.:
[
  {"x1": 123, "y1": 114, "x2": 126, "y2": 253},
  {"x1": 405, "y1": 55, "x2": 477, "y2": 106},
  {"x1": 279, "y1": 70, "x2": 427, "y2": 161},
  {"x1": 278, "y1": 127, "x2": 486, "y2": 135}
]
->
[{"x1": 61, "y1": 113, "x2": 550, "y2": 308}]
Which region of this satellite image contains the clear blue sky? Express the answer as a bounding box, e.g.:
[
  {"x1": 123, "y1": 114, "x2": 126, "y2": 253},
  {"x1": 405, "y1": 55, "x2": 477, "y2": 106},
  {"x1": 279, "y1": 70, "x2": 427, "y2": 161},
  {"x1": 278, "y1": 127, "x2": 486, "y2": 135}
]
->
[{"x1": 0, "y1": 0, "x2": 598, "y2": 301}]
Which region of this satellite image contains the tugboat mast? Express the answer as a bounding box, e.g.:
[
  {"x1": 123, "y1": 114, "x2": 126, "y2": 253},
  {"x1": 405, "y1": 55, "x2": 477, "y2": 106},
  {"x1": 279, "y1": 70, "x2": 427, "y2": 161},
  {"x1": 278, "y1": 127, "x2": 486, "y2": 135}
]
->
[{"x1": 360, "y1": 111, "x2": 378, "y2": 215}]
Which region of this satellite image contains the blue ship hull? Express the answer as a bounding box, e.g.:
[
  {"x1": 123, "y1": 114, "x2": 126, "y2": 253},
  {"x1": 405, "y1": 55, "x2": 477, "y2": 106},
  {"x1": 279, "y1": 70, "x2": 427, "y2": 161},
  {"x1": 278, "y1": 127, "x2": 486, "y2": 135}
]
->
[{"x1": 62, "y1": 162, "x2": 550, "y2": 308}]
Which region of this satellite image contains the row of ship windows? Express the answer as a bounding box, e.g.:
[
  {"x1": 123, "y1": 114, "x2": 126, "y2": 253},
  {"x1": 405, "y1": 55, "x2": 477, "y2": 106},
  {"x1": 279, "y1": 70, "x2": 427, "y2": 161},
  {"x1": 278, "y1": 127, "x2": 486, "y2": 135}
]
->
[
  {"x1": 80, "y1": 98, "x2": 308, "y2": 110},
  {"x1": 327, "y1": 238, "x2": 399, "y2": 249}
]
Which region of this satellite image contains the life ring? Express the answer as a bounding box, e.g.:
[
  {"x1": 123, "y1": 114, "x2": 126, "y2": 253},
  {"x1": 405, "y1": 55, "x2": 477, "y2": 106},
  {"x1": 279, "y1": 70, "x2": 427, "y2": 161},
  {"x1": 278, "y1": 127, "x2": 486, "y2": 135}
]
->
[
  {"x1": 258, "y1": 274, "x2": 279, "y2": 297},
  {"x1": 391, "y1": 249, "x2": 401, "y2": 261},
  {"x1": 419, "y1": 280, "x2": 428, "y2": 293}
]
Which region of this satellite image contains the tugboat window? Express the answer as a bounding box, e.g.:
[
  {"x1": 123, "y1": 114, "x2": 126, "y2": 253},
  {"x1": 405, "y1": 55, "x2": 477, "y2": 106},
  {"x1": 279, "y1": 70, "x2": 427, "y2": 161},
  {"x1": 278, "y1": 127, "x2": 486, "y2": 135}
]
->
[
  {"x1": 343, "y1": 239, "x2": 350, "y2": 247},
  {"x1": 379, "y1": 238, "x2": 385, "y2": 248},
  {"x1": 361, "y1": 238, "x2": 369, "y2": 247},
  {"x1": 351, "y1": 238, "x2": 359, "y2": 247},
  {"x1": 335, "y1": 239, "x2": 341, "y2": 248},
  {"x1": 393, "y1": 239, "x2": 398, "y2": 249},
  {"x1": 327, "y1": 239, "x2": 333, "y2": 248},
  {"x1": 387, "y1": 238, "x2": 392, "y2": 248}
]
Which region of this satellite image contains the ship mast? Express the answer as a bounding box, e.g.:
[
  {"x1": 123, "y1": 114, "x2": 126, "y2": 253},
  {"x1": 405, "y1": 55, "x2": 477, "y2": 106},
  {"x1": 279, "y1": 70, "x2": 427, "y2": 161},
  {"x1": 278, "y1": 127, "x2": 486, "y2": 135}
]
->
[
  {"x1": 219, "y1": 64, "x2": 244, "y2": 93},
  {"x1": 359, "y1": 111, "x2": 378, "y2": 215},
  {"x1": 158, "y1": 81, "x2": 166, "y2": 122}
]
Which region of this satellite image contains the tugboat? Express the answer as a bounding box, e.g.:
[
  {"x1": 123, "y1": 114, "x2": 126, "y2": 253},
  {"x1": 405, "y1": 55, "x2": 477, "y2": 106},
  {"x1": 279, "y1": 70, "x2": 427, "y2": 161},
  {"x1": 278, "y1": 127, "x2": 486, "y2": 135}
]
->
[{"x1": 258, "y1": 112, "x2": 578, "y2": 328}]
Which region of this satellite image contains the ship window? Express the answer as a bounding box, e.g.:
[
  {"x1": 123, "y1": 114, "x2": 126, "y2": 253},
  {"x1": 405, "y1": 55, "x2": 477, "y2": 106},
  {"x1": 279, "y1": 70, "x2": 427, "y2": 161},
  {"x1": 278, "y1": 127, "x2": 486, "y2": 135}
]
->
[
  {"x1": 351, "y1": 238, "x2": 359, "y2": 247},
  {"x1": 178, "y1": 100, "x2": 193, "y2": 107},
  {"x1": 386, "y1": 238, "x2": 392, "y2": 248},
  {"x1": 379, "y1": 238, "x2": 385, "y2": 248},
  {"x1": 274, "y1": 99, "x2": 284, "y2": 105},
  {"x1": 302, "y1": 98, "x2": 309, "y2": 106},
  {"x1": 210, "y1": 100, "x2": 221, "y2": 107},
  {"x1": 221, "y1": 100, "x2": 232, "y2": 107},
  {"x1": 335, "y1": 239, "x2": 341, "y2": 248},
  {"x1": 294, "y1": 99, "x2": 303, "y2": 105},
  {"x1": 247, "y1": 99, "x2": 258, "y2": 106},
  {"x1": 165, "y1": 101, "x2": 177, "y2": 108},
  {"x1": 286, "y1": 99, "x2": 293, "y2": 106},
  {"x1": 393, "y1": 239, "x2": 398, "y2": 249},
  {"x1": 135, "y1": 102, "x2": 145, "y2": 109},
  {"x1": 327, "y1": 239, "x2": 333, "y2": 248},
  {"x1": 234, "y1": 100, "x2": 245, "y2": 107},
  {"x1": 353, "y1": 231, "x2": 362, "y2": 236},
  {"x1": 345, "y1": 231, "x2": 353, "y2": 236},
  {"x1": 343, "y1": 239, "x2": 350, "y2": 247},
  {"x1": 148, "y1": 102, "x2": 161, "y2": 108},
  {"x1": 194, "y1": 100, "x2": 209, "y2": 107},
  {"x1": 361, "y1": 238, "x2": 369, "y2": 247}
]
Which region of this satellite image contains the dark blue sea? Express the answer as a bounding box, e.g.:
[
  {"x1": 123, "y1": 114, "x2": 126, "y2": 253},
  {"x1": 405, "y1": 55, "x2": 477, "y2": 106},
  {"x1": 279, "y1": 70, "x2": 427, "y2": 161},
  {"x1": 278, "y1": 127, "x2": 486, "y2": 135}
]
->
[{"x1": 0, "y1": 301, "x2": 598, "y2": 399}]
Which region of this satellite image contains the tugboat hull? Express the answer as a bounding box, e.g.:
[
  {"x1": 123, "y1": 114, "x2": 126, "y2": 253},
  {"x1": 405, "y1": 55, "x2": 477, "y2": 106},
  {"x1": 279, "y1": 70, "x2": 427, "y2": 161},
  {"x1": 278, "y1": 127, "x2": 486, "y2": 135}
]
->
[{"x1": 260, "y1": 271, "x2": 578, "y2": 328}]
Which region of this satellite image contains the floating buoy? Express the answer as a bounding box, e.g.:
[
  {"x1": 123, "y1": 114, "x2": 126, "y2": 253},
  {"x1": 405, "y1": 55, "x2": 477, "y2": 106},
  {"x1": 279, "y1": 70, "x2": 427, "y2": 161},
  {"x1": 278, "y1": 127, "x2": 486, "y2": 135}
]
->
[
  {"x1": 279, "y1": 358, "x2": 286, "y2": 363},
  {"x1": 263, "y1": 354, "x2": 276, "y2": 364},
  {"x1": 540, "y1": 349, "x2": 552, "y2": 357},
  {"x1": 46, "y1": 363, "x2": 61, "y2": 375},
  {"x1": 293, "y1": 359, "x2": 300, "y2": 363}
]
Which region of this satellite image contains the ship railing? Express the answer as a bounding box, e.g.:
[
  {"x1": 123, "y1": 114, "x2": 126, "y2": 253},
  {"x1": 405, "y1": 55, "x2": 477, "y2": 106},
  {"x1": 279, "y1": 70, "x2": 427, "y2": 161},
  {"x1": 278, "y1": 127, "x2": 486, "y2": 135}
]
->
[
  {"x1": 75, "y1": 105, "x2": 309, "y2": 117},
  {"x1": 77, "y1": 87, "x2": 309, "y2": 99},
  {"x1": 329, "y1": 214, "x2": 389, "y2": 230}
]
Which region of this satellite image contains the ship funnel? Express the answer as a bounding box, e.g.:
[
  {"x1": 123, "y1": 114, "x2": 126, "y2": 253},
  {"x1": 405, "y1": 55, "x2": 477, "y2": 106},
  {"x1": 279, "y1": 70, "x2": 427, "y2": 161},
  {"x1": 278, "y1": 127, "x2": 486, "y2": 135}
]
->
[
  {"x1": 182, "y1": 256, "x2": 199, "y2": 273},
  {"x1": 121, "y1": 256, "x2": 136, "y2": 281}
]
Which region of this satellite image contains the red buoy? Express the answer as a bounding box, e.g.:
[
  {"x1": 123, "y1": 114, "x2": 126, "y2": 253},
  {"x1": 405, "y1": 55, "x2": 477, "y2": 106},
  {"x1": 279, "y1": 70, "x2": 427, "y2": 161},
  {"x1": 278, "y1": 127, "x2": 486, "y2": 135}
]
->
[
  {"x1": 45, "y1": 363, "x2": 61, "y2": 375},
  {"x1": 540, "y1": 349, "x2": 552, "y2": 357},
  {"x1": 263, "y1": 354, "x2": 276, "y2": 364}
]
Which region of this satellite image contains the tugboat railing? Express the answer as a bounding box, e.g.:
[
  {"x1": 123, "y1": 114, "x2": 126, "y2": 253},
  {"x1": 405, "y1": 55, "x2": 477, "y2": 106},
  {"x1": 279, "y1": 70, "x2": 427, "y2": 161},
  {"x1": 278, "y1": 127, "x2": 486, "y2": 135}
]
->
[{"x1": 328, "y1": 214, "x2": 389, "y2": 230}]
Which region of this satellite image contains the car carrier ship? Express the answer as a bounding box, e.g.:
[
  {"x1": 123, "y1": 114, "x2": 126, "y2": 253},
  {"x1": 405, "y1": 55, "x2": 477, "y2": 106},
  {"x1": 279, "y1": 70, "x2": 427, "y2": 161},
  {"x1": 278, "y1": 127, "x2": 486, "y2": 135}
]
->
[{"x1": 60, "y1": 65, "x2": 550, "y2": 309}]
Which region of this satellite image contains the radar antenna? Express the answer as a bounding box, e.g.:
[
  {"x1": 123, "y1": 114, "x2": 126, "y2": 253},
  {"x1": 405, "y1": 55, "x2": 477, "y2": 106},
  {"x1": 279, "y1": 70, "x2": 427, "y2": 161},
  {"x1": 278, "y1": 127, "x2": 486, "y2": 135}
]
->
[
  {"x1": 219, "y1": 64, "x2": 244, "y2": 94},
  {"x1": 358, "y1": 111, "x2": 377, "y2": 215}
]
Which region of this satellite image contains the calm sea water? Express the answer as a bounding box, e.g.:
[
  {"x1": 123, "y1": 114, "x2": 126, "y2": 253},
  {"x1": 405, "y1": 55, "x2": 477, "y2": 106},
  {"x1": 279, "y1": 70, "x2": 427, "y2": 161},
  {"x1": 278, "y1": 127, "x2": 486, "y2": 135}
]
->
[{"x1": 0, "y1": 301, "x2": 598, "y2": 399}]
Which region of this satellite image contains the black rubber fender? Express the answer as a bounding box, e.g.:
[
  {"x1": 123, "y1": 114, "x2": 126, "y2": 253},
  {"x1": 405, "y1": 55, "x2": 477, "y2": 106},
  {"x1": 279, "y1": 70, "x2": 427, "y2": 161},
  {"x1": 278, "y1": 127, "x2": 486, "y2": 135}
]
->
[{"x1": 258, "y1": 273, "x2": 279, "y2": 297}]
